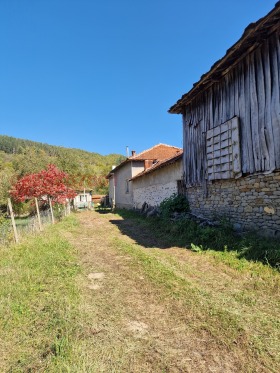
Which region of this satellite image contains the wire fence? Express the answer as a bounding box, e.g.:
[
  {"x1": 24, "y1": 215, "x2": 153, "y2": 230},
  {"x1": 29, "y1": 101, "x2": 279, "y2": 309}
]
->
[
  {"x1": 0, "y1": 221, "x2": 13, "y2": 247},
  {"x1": 0, "y1": 200, "x2": 70, "y2": 248},
  {"x1": 16, "y1": 209, "x2": 53, "y2": 238}
]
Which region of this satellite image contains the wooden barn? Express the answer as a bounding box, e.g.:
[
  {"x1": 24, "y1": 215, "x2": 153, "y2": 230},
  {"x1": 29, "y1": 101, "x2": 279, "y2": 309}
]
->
[{"x1": 169, "y1": 3, "x2": 280, "y2": 235}]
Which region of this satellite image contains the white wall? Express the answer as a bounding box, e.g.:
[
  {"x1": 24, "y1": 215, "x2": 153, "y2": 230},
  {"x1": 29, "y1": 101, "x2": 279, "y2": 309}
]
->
[
  {"x1": 108, "y1": 176, "x2": 114, "y2": 206},
  {"x1": 73, "y1": 193, "x2": 92, "y2": 208},
  {"x1": 111, "y1": 161, "x2": 144, "y2": 209},
  {"x1": 132, "y1": 159, "x2": 183, "y2": 209}
]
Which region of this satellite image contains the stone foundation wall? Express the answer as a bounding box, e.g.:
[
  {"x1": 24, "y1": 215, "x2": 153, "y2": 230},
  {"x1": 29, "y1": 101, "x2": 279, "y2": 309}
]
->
[
  {"x1": 133, "y1": 181, "x2": 178, "y2": 209},
  {"x1": 186, "y1": 171, "x2": 280, "y2": 236},
  {"x1": 133, "y1": 159, "x2": 183, "y2": 209}
]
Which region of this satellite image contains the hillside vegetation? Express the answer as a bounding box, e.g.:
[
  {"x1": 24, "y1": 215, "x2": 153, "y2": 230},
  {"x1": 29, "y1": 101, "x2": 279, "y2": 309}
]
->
[{"x1": 0, "y1": 135, "x2": 125, "y2": 205}]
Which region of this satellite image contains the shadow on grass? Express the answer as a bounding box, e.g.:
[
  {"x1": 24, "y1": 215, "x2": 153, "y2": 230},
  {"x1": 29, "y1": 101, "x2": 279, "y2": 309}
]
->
[
  {"x1": 109, "y1": 217, "x2": 170, "y2": 249},
  {"x1": 105, "y1": 209, "x2": 280, "y2": 269},
  {"x1": 94, "y1": 207, "x2": 113, "y2": 214}
]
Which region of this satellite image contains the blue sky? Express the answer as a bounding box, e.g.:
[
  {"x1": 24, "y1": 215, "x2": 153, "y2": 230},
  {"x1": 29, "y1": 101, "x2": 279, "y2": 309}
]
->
[{"x1": 0, "y1": 0, "x2": 277, "y2": 156}]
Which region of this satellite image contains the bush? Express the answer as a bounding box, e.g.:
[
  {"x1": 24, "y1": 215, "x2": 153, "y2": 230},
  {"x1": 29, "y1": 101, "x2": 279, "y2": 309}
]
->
[{"x1": 159, "y1": 194, "x2": 189, "y2": 220}]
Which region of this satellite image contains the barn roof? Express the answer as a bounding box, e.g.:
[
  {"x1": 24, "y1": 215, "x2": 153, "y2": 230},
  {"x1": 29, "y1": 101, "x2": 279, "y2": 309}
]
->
[{"x1": 169, "y1": 1, "x2": 280, "y2": 114}]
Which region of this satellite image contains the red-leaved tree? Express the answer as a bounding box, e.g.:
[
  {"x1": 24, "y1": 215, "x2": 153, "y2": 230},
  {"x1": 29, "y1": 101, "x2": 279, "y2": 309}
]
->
[{"x1": 10, "y1": 164, "x2": 77, "y2": 204}]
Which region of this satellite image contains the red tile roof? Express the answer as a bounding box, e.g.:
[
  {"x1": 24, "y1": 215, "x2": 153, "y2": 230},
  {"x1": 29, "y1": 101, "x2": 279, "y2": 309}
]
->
[
  {"x1": 130, "y1": 151, "x2": 183, "y2": 180},
  {"x1": 129, "y1": 143, "x2": 182, "y2": 161},
  {"x1": 106, "y1": 144, "x2": 182, "y2": 178}
]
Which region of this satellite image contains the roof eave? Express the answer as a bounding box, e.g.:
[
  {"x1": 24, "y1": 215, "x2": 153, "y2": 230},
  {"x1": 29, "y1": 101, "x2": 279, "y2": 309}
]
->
[{"x1": 168, "y1": 1, "x2": 280, "y2": 114}]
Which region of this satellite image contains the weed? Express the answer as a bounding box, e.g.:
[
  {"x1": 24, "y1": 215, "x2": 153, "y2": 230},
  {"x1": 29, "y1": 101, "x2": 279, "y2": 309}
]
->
[{"x1": 159, "y1": 193, "x2": 189, "y2": 219}]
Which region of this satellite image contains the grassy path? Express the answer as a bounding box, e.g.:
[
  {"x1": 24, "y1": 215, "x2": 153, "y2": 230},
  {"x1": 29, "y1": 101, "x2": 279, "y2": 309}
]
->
[
  {"x1": 65, "y1": 210, "x2": 279, "y2": 373},
  {"x1": 0, "y1": 210, "x2": 279, "y2": 372}
]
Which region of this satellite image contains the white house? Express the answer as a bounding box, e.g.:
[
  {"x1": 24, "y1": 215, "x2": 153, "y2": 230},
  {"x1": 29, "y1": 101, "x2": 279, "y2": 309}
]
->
[
  {"x1": 106, "y1": 144, "x2": 182, "y2": 209},
  {"x1": 131, "y1": 152, "x2": 183, "y2": 209}
]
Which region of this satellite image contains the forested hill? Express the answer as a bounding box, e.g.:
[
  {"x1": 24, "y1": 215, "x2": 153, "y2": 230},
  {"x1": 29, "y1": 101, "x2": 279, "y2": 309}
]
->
[{"x1": 0, "y1": 135, "x2": 125, "y2": 202}]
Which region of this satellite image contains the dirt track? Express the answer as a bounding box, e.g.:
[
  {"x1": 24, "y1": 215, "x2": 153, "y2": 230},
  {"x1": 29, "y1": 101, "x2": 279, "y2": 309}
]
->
[{"x1": 64, "y1": 210, "x2": 278, "y2": 373}]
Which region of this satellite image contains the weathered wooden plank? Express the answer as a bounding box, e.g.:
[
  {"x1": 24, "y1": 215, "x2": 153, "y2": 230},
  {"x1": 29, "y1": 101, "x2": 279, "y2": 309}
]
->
[
  {"x1": 213, "y1": 84, "x2": 220, "y2": 125},
  {"x1": 238, "y1": 62, "x2": 249, "y2": 173},
  {"x1": 263, "y1": 39, "x2": 276, "y2": 172},
  {"x1": 207, "y1": 128, "x2": 214, "y2": 140},
  {"x1": 220, "y1": 171, "x2": 232, "y2": 179},
  {"x1": 209, "y1": 86, "x2": 214, "y2": 130},
  {"x1": 244, "y1": 56, "x2": 255, "y2": 173},
  {"x1": 220, "y1": 138, "x2": 230, "y2": 149},
  {"x1": 228, "y1": 71, "x2": 235, "y2": 119},
  {"x1": 255, "y1": 46, "x2": 270, "y2": 171},
  {"x1": 249, "y1": 52, "x2": 261, "y2": 171},
  {"x1": 221, "y1": 131, "x2": 229, "y2": 141},
  {"x1": 234, "y1": 66, "x2": 240, "y2": 118},
  {"x1": 271, "y1": 34, "x2": 280, "y2": 169},
  {"x1": 221, "y1": 121, "x2": 229, "y2": 133},
  {"x1": 221, "y1": 147, "x2": 230, "y2": 157},
  {"x1": 214, "y1": 142, "x2": 221, "y2": 151},
  {"x1": 213, "y1": 126, "x2": 221, "y2": 137},
  {"x1": 231, "y1": 117, "x2": 242, "y2": 176}
]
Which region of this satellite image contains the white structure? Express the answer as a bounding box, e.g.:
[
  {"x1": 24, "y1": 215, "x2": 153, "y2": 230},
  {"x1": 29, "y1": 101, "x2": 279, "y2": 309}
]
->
[
  {"x1": 73, "y1": 191, "x2": 92, "y2": 209},
  {"x1": 106, "y1": 144, "x2": 182, "y2": 209},
  {"x1": 131, "y1": 153, "x2": 183, "y2": 209}
]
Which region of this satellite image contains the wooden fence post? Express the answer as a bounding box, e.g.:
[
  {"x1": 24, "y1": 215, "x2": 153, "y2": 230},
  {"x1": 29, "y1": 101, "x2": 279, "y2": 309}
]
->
[
  {"x1": 67, "y1": 201, "x2": 71, "y2": 215},
  {"x1": 49, "y1": 197, "x2": 55, "y2": 224},
  {"x1": 35, "y1": 198, "x2": 43, "y2": 231},
  {"x1": 7, "y1": 198, "x2": 19, "y2": 243}
]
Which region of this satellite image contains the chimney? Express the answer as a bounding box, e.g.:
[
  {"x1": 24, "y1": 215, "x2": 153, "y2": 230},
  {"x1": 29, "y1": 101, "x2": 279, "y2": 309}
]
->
[
  {"x1": 131, "y1": 150, "x2": 136, "y2": 157},
  {"x1": 144, "y1": 159, "x2": 153, "y2": 170}
]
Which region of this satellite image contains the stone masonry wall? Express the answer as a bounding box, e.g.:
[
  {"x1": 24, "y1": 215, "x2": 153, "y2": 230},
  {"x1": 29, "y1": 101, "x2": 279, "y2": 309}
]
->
[
  {"x1": 133, "y1": 181, "x2": 178, "y2": 209},
  {"x1": 186, "y1": 171, "x2": 280, "y2": 236},
  {"x1": 133, "y1": 159, "x2": 183, "y2": 209}
]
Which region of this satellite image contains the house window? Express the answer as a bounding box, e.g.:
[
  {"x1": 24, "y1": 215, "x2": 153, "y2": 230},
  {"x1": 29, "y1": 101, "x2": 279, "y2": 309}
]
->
[
  {"x1": 206, "y1": 116, "x2": 241, "y2": 180},
  {"x1": 125, "y1": 180, "x2": 129, "y2": 193}
]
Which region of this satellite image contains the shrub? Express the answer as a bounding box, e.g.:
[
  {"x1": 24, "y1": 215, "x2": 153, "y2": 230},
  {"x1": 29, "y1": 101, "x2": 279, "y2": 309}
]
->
[{"x1": 159, "y1": 194, "x2": 189, "y2": 220}]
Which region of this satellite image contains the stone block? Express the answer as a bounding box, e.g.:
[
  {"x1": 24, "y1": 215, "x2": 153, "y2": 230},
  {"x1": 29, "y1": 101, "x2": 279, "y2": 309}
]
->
[
  {"x1": 244, "y1": 206, "x2": 253, "y2": 213},
  {"x1": 264, "y1": 206, "x2": 275, "y2": 215}
]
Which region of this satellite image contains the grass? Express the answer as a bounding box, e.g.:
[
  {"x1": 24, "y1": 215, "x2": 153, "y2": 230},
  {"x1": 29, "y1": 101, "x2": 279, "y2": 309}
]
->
[
  {"x1": 116, "y1": 209, "x2": 280, "y2": 269},
  {"x1": 14, "y1": 216, "x2": 32, "y2": 227},
  {"x1": 0, "y1": 215, "x2": 81, "y2": 372},
  {"x1": 1, "y1": 209, "x2": 279, "y2": 372},
  {"x1": 111, "y1": 237, "x2": 280, "y2": 366}
]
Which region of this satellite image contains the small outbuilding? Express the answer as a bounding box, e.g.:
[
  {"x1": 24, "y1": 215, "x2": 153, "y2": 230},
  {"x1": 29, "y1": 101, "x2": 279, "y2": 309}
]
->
[{"x1": 73, "y1": 190, "x2": 92, "y2": 210}]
